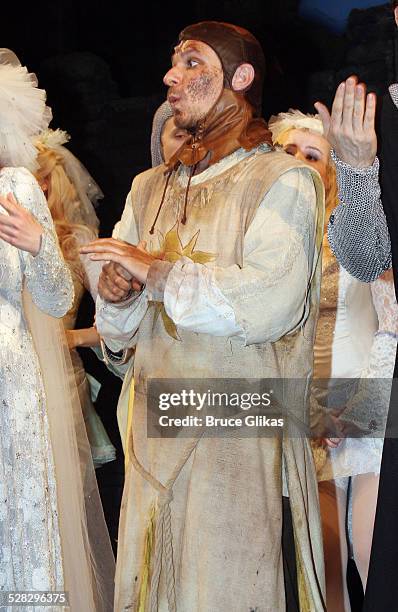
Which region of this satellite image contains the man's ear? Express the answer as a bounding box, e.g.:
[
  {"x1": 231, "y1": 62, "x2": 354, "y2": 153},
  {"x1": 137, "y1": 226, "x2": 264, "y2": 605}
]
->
[
  {"x1": 231, "y1": 63, "x2": 255, "y2": 92},
  {"x1": 395, "y1": 6, "x2": 398, "y2": 27}
]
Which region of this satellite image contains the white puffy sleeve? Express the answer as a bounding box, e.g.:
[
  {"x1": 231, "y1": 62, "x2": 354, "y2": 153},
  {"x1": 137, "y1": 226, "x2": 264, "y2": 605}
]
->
[{"x1": 95, "y1": 188, "x2": 149, "y2": 354}]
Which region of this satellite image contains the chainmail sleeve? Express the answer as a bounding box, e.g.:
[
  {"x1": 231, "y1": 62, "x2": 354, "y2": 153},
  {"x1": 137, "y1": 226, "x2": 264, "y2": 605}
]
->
[{"x1": 327, "y1": 151, "x2": 392, "y2": 282}]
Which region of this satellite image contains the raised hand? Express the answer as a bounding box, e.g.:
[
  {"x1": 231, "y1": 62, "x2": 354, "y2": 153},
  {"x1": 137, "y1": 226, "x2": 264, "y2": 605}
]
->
[
  {"x1": 315, "y1": 76, "x2": 377, "y2": 168},
  {"x1": 0, "y1": 192, "x2": 43, "y2": 255}
]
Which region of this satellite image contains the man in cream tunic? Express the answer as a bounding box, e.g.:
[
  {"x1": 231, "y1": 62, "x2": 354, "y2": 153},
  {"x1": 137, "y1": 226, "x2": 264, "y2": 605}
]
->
[{"x1": 83, "y1": 22, "x2": 326, "y2": 612}]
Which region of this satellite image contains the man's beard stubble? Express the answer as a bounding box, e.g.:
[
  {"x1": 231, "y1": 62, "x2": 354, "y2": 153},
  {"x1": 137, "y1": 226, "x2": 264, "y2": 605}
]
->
[
  {"x1": 173, "y1": 112, "x2": 198, "y2": 133},
  {"x1": 171, "y1": 67, "x2": 223, "y2": 133}
]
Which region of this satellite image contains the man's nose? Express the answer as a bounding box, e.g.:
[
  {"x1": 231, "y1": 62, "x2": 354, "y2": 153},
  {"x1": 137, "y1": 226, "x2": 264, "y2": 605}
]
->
[{"x1": 164, "y1": 66, "x2": 181, "y2": 86}]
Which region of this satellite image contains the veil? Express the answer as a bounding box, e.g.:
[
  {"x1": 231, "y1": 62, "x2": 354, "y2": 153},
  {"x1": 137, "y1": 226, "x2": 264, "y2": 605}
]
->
[
  {"x1": 34, "y1": 128, "x2": 102, "y2": 231},
  {"x1": 23, "y1": 288, "x2": 115, "y2": 611},
  {"x1": 0, "y1": 48, "x2": 52, "y2": 171}
]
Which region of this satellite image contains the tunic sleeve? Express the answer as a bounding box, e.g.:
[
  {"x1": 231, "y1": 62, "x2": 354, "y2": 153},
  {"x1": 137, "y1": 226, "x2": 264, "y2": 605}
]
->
[
  {"x1": 95, "y1": 189, "x2": 149, "y2": 353},
  {"x1": 81, "y1": 191, "x2": 141, "y2": 301},
  {"x1": 146, "y1": 167, "x2": 319, "y2": 345}
]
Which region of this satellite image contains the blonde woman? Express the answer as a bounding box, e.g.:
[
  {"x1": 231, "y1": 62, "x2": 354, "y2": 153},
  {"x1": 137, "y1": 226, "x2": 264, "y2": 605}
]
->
[
  {"x1": 0, "y1": 50, "x2": 73, "y2": 602},
  {"x1": 34, "y1": 129, "x2": 116, "y2": 468},
  {"x1": 270, "y1": 110, "x2": 379, "y2": 611},
  {"x1": 0, "y1": 49, "x2": 114, "y2": 611}
]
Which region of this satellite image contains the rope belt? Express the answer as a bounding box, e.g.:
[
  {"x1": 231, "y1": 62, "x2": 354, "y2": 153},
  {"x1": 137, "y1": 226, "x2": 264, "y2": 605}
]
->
[{"x1": 128, "y1": 420, "x2": 201, "y2": 612}]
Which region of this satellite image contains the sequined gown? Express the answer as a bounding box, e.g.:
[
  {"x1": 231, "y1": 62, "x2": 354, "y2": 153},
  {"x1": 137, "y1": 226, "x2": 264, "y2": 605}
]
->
[{"x1": 0, "y1": 168, "x2": 73, "y2": 597}]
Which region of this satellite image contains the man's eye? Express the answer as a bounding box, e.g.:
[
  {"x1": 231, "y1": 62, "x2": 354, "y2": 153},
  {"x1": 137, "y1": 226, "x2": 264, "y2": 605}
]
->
[{"x1": 187, "y1": 59, "x2": 199, "y2": 68}]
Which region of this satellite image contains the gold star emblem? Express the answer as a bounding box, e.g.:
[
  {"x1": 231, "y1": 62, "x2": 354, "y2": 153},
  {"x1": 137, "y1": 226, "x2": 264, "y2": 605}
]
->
[{"x1": 150, "y1": 223, "x2": 217, "y2": 340}]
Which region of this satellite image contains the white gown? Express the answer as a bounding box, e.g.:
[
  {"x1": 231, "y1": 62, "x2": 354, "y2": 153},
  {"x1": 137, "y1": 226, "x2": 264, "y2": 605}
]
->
[
  {"x1": 313, "y1": 249, "x2": 379, "y2": 482},
  {"x1": 0, "y1": 167, "x2": 73, "y2": 597},
  {"x1": 328, "y1": 272, "x2": 398, "y2": 480}
]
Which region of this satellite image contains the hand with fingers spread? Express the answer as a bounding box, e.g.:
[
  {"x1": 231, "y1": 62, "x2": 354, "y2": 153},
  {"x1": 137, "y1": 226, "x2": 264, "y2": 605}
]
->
[
  {"x1": 0, "y1": 192, "x2": 44, "y2": 255},
  {"x1": 80, "y1": 238, "x2": 156, "y2": 303},
  {"x1": 315, "y1": 75, "x2": 377, "y2": 168}
]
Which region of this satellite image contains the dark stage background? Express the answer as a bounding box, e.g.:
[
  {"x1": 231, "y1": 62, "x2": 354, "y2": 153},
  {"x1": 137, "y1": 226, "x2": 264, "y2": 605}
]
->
[
  {"x1": 4, "y1": 1, "x2": 397, "y2": 235},
  {"x1": 3, "y1": 2, "x2": 396, "y2": 608}
]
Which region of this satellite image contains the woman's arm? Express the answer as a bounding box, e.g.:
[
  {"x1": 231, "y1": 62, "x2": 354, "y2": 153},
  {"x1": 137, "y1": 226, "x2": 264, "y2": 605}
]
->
[
  {"x1": 0, "y1": 167, "x2": 73, "y2": 316},
  {"x1": 66, "y1": 326, "x2": 100, "y2": 349}
]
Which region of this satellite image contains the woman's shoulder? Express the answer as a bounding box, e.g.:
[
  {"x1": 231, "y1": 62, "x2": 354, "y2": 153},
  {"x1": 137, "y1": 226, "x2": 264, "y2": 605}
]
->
[
  {"x1": 0, "y1": 167, "x2": 49, "y2": 220},
  {"x1": 0, "y1": 166, "x2": 37, "y2": 184},
  {"x1": 0, "y1": 167, "x2": 42, "y2": 201}
]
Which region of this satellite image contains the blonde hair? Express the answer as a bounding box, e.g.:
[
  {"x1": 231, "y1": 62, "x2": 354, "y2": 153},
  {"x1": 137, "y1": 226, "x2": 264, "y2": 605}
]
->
[
  {"x1": 35, "y1": 145, "x2": 97, "y2": 263},
  {"x1": 269, "y1": 109, "x2": 324, "y2": 143},
  {"x1": 323, "y1": 154, "x2": 338, "y2": 222},
  {"x1": 269, "y1": 110, "x2": 338, "y2": 221}
]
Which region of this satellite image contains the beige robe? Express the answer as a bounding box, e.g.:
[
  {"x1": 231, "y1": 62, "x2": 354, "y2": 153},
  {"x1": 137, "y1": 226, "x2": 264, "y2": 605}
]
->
[{"x1": 97, "y1": 146, "x2": 326, "y2": 611}]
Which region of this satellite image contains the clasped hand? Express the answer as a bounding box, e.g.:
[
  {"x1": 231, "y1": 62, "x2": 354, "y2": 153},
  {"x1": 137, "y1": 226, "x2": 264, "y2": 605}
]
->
[
  {"x1": 0, "y1": 192, "x2": 43, "y2": 256},
  {"x1": 80, "y1": 238, "x2": 157, "y2": 303}
]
